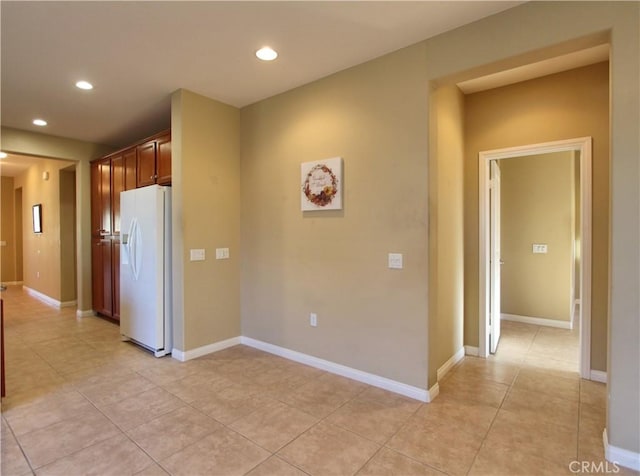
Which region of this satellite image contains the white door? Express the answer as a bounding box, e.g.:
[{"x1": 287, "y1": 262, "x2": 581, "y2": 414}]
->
[{"x1": 489, "y1": 160, "x2": 502, "y2": 354}]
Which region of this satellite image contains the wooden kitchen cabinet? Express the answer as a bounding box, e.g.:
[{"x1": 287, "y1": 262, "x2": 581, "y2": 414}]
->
[
  {"x1": 90, "y1": 129, "x2": 170, "y2": 320},
  {"x1": 136, "y1": 132, "x2": 172, "y2": 187}
]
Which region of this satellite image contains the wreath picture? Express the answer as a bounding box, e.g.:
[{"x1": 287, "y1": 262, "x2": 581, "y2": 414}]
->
[{"x1": 301, "y1": 158, "x2": 342, "y2": 211}]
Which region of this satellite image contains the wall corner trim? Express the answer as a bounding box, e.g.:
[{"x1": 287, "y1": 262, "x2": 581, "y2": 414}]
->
[
  {"x1": 590, "y1": 370, "x2": 607, "y2": 383},
  {"x1": 76, "y1": 310, "x2": 95, "y2": 318},
  {"x1": 436, "y1": 347, "x2": 465, "y2": 382},
  {"x1": 240, "y1": 336, "x2": 429, "y2": 402},
  {"x1": 464, "y1": 346, "x2": 479, "y2": 357},
  {"x1": 171, "y1": 336, "x2": 241, "y2": 362},
  {"x1": 603, "y1": 429, "x2": 640, "y2": 472},
  {"x1": 428, "y1": 382, "x2": 440, "y2": 402}
]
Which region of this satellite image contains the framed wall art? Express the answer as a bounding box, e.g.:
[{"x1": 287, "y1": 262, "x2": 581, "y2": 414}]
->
[
  {"x1": 32, "y1": 204, "x2": 43, "y2": 233},
  {"x1": 301, "y1": 157, "x2": 342, "y2": 211}
]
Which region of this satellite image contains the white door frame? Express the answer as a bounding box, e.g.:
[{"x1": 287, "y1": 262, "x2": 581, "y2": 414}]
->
[{"x1": 478, "y1": 137, "x2": 592, "y2": 379}]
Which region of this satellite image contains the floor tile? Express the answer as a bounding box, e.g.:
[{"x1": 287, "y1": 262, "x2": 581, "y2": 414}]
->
[
  {"x1": 159, "y1": 427, "x2": 270, "y2": 476},
  {"x1": 190, "y1": 383, "x2": 274, "y2": 425},
  {"x1": 18, "y1": 409, "x2": 121, "y2": 468},
  {"x1": 325, "y1": 397, "x2": 413, "y2": 444},
  {"x1": 357, "y1": 447, "x2": 444, "y2": 475},
  {"x1": 501, "y1": 386, "x2": 579, "y2": 430},
  {"x1": 245, "y1": 456, "x2": 308, "y2": 476},
  {"x1": 78, "y1": 373, "x2": 157, "y2": 407},
  {"x1": 278, "y1": 421, "x2": 379, "y2": 476},
  {"x1": 230, "y1": 400, "x2": 318, "y2": 452},
  {"x1": 513, "y1": 367, "x2": 580, "y2": 401},
  {"x1": 483, "y1": 409, "x2": 578, "y2": 465},
  {"x1": 1, "y1": 420, "x2": 32, "y2": 476},
  {"x1": 98, "y1": 387, "x2": 184, "y2": 431},
  {"x1": 280, "y1": 373, "x2": 368, "y2": 418},
  {"x1": 387, "y1": 415, "x2": 485, "y2": 475},
  {"x1": 4, "y1": 390, "x2": 95, "y2": 436},
  {"x1": 36, "y1": 433, "x2": 153, "y2": 476},
  {"x1": 468, "y1": 439, "x2": 574, "y2": 476},
  {"x1": 127, "y1": 406, "x2": 223, "y2": 461},
  {"x1": 412, "y1": 397, "x2": 498, "y2": 434}
]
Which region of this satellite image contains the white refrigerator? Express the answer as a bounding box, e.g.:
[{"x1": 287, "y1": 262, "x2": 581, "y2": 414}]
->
[{"x1": 120, "y1": 185, "x2": 172, "y2": 357}]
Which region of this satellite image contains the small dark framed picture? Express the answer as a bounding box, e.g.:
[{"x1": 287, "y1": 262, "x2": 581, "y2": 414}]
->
[{"x1": 32, "y1": 204, "x2": 42, "y2": 233}]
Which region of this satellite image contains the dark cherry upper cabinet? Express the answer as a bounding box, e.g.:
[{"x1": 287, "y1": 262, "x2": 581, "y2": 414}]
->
[
  {"x1": 136, "y1": 132, "x2": 171, "y2": 187},
  {"x1": 91, "y1": 158, "x2": 112, "y2": 237},
  {"x1": 111, "y1": 154, "x2": 125, "y2": 235},
  {"x1": 124, "y1": 148, "x2": 137, "y2": 191},
  {"x1": 136, "y1": 140, "x2": 157, "y2": 188},
  {"x1": 156, "y1": 134, "x2": 172, "y2": 185}
]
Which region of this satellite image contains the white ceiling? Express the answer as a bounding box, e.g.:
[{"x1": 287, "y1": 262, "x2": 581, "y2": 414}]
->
[{"x1": 1, "y1": 1, "x2": 524, "y2": 149}]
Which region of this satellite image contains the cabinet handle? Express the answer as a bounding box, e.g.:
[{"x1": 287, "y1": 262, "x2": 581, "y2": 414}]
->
[{"x1": 96, "y1": 242, "x2": 102, "y2": 247}]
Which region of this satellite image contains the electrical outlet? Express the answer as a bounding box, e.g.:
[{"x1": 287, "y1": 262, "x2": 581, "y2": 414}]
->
[
  {"x1": 310, "y1": 313, "x2": 317, "y2": 327},
  {"x1": 388, "y1": 253, "x2": 403, "y2": 269}
]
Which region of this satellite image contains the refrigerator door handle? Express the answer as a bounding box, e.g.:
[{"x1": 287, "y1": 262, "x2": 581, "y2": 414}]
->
[{"x1": 128, "y1": 218, "x2": 142, "y2": 281}]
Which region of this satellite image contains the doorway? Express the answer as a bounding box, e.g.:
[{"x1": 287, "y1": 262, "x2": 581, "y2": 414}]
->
[{"x1": 478, "y1": 137, "x2": 592, "y2": 379}]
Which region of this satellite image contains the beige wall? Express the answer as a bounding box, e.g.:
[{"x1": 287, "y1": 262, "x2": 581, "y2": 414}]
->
[
  {"x1": 500, "y1": 152, "x2": 574, "y2": 322},
  {"x1": 171, "y1": 89, "x2": 241, "y2": 352},
  {"x1": 59, "y1": 168, "x2": 77, "y2": 302},
  {"x1": 425, "y1": 1, "x2": 638, "y2": 453},
  {"x1": 428, "y1": 85, "x2": 465, "y2": 386},
  {"x1": 240, "y1": 43, "x2": 430, "y2": 389},
  {"x1": 13, "y1": 159, "x2": 75, "y2": 301},
  {"x1": 1, "y1": 176, "x2": 17, "y2": 282},
  {"x1": 463, "y1": 62, "x2": 609, "y2": 370},
  {"x1": 1, "y1": 127, "x2": 113, "y2": 309}
]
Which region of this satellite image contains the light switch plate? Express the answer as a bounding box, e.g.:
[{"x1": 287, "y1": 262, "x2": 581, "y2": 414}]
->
[
  {"x1": 190, "y1": 249, "x2": 206, "y2": 261},
  {"x1": 388, "y1": 253, "x2": 403, "y2": 269},
  {"x1": 532, "y1": 244, "x2": 548, "y2": 254},
  {"x1": 216, "y1": 248, "x2": 230, "y2": 260}
]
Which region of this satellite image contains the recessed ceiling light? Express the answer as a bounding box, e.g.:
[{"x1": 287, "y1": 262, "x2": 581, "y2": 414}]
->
[
  {"x1": 33, "y1": 119, "x2": 47, "y2": 126},
  {"x1": 0, "y1": 152, "x2": 7, "y2": 159},
  {"x1": 256, "y1": 47, "x2": 278, "y2": 61},
  {"x1": 76, "y1": 80, "x2": 93, "y2": 90}
]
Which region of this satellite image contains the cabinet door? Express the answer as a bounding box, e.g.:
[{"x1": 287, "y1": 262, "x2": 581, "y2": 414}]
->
[
  {"x1": 112, "y1": 240, "x2": 120, "y2": 322},
  {"x1": 90, "y1": 162, "x2": 101, "y2": 235},
  {"x1": 124, "y1": 148, "x2": 137, "y2": 191},
  {"x1": 92, "y1": 158, "x2": 112, "y2": 237},
  {"x1": 156, "y1": 134, "x2": 172, "y2": 185},
  {"x1": 137, "y1": 141, "x2": 157, "y2": 188},
  {"x1": 111, "y1": 154, "x2": 125, "y2": 235},
  {"x1": 92, "y1": 238, "x2": 112, "y2": 317}
]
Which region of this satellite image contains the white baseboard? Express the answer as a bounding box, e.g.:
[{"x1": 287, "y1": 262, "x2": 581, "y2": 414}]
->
[
  {"x1": 501, "y1": 313, "x2": 572, "y2": 330},
  {"x1": 240, "y1": 336, "x2": 429, "y2": 403},
  {"x1": 76, "y1": 310, "x2": 95, "y2": 318},
  {"x1": 604, "y1": 429, "x2": 640, "y2": 471},
  {"x1": 60, "y1": 300, "x2": 77, "y2": 308},
  {"x1": 590, "y1": 370, "x2": 607, "y2": 383},
  {"x1": 428, "y1": 382, "x2": 440, "y2": 401},
  {"x1": 23, "y1": 286, "x2": 64, "y2": 308},
  {"x1": 171, "y1": 336, "x2": 241, "y2": 362},
  {"x1": 436, "y1": 347, "x2": 465, "y2": 382},
  {"x1": 2, "y1": 281, "x2": 23, "y2": 285},
  {"x1": 465, "y1": 346, "x2": 479, "y2": 357}
]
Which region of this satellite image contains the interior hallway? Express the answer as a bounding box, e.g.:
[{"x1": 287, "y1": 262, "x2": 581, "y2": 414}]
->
[{"x1": 1, "y1": 286, "x2": 635, "y2": 476}]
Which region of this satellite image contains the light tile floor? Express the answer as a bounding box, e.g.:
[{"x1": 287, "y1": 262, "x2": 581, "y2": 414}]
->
[{"x1": 1, "y1": 286, "x2": 637, "y2": 475}]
